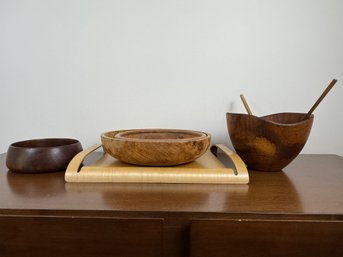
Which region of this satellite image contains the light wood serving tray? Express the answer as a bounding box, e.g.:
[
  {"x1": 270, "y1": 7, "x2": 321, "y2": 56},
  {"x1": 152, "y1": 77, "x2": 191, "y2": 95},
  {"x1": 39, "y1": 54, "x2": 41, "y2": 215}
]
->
[{"x1": 65, "y1": 144, "x2": 249, "y2": 184}]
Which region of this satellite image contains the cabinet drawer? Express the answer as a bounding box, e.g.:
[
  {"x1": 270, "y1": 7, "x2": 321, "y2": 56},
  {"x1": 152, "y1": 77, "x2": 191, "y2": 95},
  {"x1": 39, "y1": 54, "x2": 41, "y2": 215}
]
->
[
  {"x1": 0, "y1": 216, "x2": 163, "y2": 257},
  {"x1": 190, "y1": 219, "x2": 343, "y2": 257}
]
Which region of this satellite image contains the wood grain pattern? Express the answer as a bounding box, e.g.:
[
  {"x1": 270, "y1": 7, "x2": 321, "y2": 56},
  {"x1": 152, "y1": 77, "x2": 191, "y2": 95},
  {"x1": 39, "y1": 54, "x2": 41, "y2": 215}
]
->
[
  {"x1": 65, "y1": 144, "x2": 249, "y2": 184},
  {"x1": 227, "y1": 112, "x2": 314, "y2": 171},
  {"x1": 101, "y1": 129, "x2": 211, "y2": 166}
]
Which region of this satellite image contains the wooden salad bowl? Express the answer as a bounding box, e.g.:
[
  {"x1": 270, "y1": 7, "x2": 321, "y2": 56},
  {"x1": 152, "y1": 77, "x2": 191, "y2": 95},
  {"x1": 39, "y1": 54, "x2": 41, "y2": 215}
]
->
[
  {"x1": 101, "y1": 129, "x2": 211, "y2": 166},
  {"x1": 226, "y1": 112, "x2": 314, "y2": 171}
]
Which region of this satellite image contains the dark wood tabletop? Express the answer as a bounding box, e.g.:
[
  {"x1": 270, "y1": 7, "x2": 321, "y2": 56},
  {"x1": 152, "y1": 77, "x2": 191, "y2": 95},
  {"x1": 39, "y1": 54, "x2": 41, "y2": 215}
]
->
[
  {"x1": 1, "y1": 152, "x2": 343, "y2": 218},
  {"x1": 1, "y1": 152, "x2": 343, "y2": 257}
]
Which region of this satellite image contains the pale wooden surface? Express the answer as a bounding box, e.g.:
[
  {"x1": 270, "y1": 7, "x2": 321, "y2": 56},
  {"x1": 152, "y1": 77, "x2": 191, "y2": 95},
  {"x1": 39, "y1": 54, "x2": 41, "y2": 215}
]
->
[{"x1": 65, "y1": 144, "x2": 249, "y2": 184}]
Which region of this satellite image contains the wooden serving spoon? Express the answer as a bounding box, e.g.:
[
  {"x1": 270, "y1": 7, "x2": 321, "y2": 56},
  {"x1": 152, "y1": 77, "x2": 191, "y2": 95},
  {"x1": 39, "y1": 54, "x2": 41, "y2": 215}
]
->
[
  {"x1": 305, "y1": 79, "x2": 338, "y2": 119},
  {"x1": 239, "y1": 78, "x2": 338, "y2": 119}
]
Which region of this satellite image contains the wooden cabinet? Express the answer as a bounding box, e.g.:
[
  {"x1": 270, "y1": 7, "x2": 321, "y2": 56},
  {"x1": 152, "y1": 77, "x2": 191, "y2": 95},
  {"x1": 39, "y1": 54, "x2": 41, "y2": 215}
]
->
[{"x1": 0, "y1": 153, "x2": 343, "y2": 257}]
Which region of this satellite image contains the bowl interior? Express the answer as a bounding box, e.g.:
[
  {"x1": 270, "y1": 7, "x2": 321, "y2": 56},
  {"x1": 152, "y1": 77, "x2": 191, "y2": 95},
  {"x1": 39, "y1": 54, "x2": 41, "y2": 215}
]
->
[
  {"x1": 115, "y1": 129, "x2": 206, "y2": 141},
  {"x1": 260, "y1": 113, "x2": 311, "y2": 125},
  {"x1": 11, "y1": 138, "x2": 80, "y2": 148}
]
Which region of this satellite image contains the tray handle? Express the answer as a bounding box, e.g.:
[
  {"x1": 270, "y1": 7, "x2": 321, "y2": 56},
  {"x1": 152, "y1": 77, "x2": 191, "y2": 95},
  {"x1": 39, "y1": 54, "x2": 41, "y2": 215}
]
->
[
  {"x1": 65, "y1": 143, "x2": 102, "y2": 177},
  {"x1": 65, "y1": 143, "x2": 248, "y2": 183},
  {"x1": 210, "y1": 144, "x2": 248, "y2": 176}
]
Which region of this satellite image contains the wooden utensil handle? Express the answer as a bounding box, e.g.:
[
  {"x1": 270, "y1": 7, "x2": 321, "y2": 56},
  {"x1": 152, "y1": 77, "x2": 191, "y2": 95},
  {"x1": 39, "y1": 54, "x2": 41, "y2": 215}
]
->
[
  {"x1": 240, "y1": 94, "x2": 253, "y2": 115},
  {"x1": 305, "y1": 79, "x2": 337, "y2": 119}
]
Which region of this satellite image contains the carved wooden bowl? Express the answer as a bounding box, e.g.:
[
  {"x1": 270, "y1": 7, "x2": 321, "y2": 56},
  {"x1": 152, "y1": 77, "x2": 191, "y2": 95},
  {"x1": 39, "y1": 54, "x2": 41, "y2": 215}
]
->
[
  {"x1": 226, "y1": 113, "x2": 314, "y2": 171},
  {"x1": 6, "y1": 138, "x2": 83, "y2": 173},
  {"x1": 101, "y1": 129, "x2": 211, "y2": 166}
]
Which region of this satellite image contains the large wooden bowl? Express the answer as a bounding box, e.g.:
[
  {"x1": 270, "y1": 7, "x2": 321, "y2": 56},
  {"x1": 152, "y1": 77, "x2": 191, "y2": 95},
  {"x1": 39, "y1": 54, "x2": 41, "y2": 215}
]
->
[
  {"x1": 226, "y1": 113, "x2": 314, "y2": 171},
  {"x1": 101, "y1": 129, "x2": 211, "y2": 166},
  {"x1": 6, "y1": 138, "x2": 83, "y2": 173}
]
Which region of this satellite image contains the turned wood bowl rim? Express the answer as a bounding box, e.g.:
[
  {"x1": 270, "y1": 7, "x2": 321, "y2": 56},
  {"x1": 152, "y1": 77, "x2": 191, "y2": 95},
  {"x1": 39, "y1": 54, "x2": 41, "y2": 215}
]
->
[
  {"x1": 226, "y1": 112, "x2": 314, "y2": 126},
  {"x1": 9, "y1": 138, "x2": 81, "y2": 149},
  {"x1": 101, "y1": 129, "x2": 210, "y2": 143}
]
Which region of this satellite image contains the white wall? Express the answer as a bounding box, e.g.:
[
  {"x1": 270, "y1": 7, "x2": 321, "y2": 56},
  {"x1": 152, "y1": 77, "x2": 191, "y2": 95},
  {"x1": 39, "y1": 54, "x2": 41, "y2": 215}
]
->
[{"x1": 1, "y1": 0, "x2": 343, "y2": 155}]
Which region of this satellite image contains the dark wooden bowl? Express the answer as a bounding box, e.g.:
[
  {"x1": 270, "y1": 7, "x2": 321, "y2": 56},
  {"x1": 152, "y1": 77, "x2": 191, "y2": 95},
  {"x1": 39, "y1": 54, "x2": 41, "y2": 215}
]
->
[
  {"x1": 6, "y1": 138, "x2": 83, "y2": 173},
  {"x1": 226, "y1": 113, "x2": 314, "y2": 171},
  {"x1": 101, "y1": 129, "x2": 211, "y2": 166}
]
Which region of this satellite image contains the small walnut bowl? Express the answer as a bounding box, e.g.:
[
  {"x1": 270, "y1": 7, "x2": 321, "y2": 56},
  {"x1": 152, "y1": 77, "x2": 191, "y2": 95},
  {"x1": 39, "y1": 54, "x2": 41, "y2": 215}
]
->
[
  {"x1": 226, "y1": 112, "x2": 314, "y2": 171},
  {"x1": 6, "y1": 138, "x2": 83, "y2": 173},
  {"x1": 101, "y1": 129, "x2": 211, "y2": 166}
]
